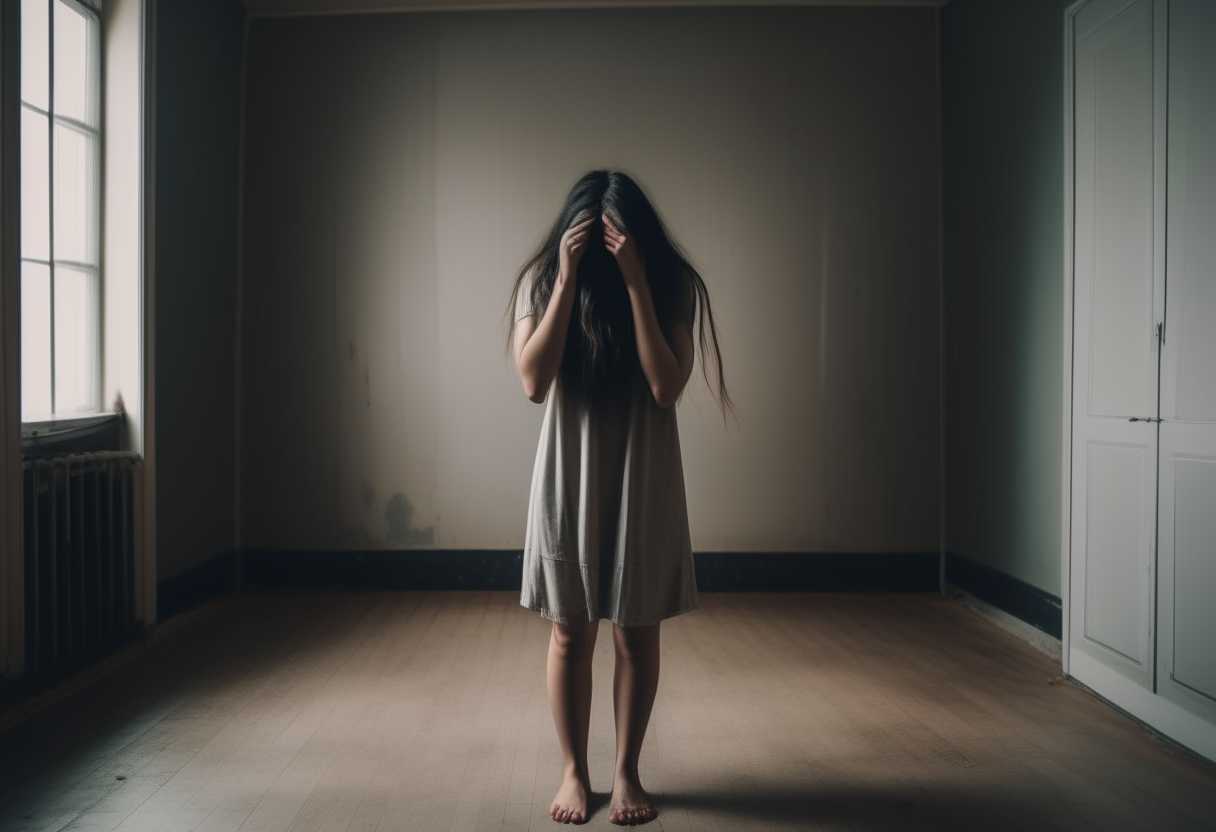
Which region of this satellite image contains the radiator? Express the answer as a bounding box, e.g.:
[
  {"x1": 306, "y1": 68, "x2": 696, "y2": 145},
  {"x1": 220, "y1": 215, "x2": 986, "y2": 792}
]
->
[{"x1": 22, "y1": 453, "x2": 141, "y2": 678}]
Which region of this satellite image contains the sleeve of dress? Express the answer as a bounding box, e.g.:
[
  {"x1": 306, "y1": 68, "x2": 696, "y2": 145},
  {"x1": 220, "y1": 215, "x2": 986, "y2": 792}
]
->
[{"x1": 514, "y1": 270, "x2": 537, "y2": 322}]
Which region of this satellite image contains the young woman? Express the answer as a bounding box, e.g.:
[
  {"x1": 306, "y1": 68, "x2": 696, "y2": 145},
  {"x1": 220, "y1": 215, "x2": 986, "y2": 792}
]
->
[{"x1": 509, "y1": 170, "x2": 731, "y2": 826}]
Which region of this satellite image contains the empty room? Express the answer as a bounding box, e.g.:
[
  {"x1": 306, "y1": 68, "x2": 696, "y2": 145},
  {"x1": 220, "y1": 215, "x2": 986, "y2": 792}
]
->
[{"x1": 1, "y1": 0, "x2": 1215, "y2": 829}]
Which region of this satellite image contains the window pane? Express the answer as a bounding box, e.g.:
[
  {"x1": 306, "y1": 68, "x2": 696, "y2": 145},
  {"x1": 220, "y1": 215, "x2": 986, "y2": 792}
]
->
[
  {"x1": 22, "y1": 262, "x2": 53, "y2": 420},
  {"x1": 22, "y1": 0, "x2": 49, "y2": 110},
  {"x1": 54, "y1": 124, "x2": 93, "y2": 264},
  {"x1": 22, "y1": 107, "x2": 50, "y2": 261},
  {"x1": 54, "y1": 0, "x2": 93, "y2": 125},
  {"x1": 54, "y1": 266, "x2": 98, "y2": 414}
]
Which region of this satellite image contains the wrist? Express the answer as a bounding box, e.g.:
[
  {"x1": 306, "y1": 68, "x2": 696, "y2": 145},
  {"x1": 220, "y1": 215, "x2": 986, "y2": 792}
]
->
[{"x1": 625, "y1": 273, "x2": 650, "y2": 296}]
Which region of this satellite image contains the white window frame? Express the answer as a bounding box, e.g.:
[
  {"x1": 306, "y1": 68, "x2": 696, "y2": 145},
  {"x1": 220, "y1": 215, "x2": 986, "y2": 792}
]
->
[{"x1": 20, "y1": 0, "x2": 103, "y2": 421}]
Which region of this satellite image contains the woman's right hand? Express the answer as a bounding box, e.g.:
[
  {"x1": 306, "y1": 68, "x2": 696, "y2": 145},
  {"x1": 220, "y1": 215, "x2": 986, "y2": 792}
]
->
[
  {"x1": 558, "y1": 215, "x2": 595, "y2": 279},
  {"x1": 516, "y1": 215, "x2": 593, "y2": 403}
]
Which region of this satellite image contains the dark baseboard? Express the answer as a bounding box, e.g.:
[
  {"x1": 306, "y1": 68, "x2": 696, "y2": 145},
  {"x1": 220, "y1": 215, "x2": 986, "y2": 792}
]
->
[
  {"x1": 240, "y1": 549, "x2": 941, "y2": 593},
  {"x1": 242, "y1": 549, "x2": 524, "y2": 591},
  {"x1": 945, "y1": 552, "x2": 1062, "y2": 639},
  {"x1": 694, "y1": 551, "x2": 940, "y2": 591},
  {"x1": 158, "y1": 549, "x2": 239, "y2": 622}
]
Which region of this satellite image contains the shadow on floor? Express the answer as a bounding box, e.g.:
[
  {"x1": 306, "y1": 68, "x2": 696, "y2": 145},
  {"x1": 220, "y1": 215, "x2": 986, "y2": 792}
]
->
[{"x1": 657, "y1": 785, "x2": 1066, "y2": 831}]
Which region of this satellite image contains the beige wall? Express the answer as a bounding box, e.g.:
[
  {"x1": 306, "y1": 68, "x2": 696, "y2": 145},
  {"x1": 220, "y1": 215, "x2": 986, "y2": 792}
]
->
[{"x1": 240, "y1": 6, "x2": 942, "y2": 553}]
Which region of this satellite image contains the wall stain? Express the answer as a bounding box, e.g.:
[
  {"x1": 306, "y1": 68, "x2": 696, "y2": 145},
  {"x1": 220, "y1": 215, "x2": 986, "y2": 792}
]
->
[{"x1": 385, "y1": 492, "x2": 435, "y2": 546}]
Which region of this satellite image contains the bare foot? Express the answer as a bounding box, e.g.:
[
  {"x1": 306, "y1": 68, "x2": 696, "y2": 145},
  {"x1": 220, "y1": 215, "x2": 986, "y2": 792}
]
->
[
  {"x1": 608, "y1": 773, "x2": 657, "y2": 826},
  {"x1": 550, "y1": 771, "x2": 590, "y2": 825}
]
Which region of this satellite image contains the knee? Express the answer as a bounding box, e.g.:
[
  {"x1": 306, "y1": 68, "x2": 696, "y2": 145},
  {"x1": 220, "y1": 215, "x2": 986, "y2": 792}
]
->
[
  {"x1": 551, "y1": 621, "x2": 596, "y2": 659},
  {"x1": 613, "y1": 624, "x2": 659, "y2": 662}
]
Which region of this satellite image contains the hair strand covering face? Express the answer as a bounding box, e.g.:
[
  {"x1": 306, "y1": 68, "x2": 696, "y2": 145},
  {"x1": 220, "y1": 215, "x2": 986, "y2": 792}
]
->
[{"x1": 507, "y1": 170, "x2": 735, "y2": 418}]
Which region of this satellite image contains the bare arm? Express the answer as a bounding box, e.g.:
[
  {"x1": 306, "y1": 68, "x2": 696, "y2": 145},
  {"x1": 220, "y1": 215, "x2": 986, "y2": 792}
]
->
[
  {"x1": 603, "y1": 215, "x2": 695, "y2": 408},
  {"x1": 515, "y1": 217, "x2": 594, "y2": 403}
]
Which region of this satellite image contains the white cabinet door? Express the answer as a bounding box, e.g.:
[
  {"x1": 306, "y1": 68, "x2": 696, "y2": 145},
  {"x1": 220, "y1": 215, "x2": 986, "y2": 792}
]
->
[
  {"x1": 1158, "y1": 0, "x2": 1216, "y2": 722},
  {"x1": 1070, "y1": 0, "x2": 1164, "y2": 691}
]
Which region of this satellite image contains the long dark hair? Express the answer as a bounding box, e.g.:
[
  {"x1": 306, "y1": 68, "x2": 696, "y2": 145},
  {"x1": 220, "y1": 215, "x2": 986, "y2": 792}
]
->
[{"x1": 507, "y1": 170, "x2": 734, "y2": 416}]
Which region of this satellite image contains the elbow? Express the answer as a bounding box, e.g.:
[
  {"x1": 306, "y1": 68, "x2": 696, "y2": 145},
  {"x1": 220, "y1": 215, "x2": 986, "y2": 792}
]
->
[
  {"x1": 522, "y1": 376, "x2": 549, "y2": 404},
  {"x1": 651, "y1": 385, "x2": 680, "y2": 409},
  {"x1": 652, "y1": 371, "x2": 691, "y2": 408}
]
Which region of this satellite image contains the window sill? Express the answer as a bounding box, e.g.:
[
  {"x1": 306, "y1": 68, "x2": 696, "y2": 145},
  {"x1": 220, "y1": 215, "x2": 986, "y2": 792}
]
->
[{"x1": 21, "y1": 412, "x2": 126, "y2": 458}]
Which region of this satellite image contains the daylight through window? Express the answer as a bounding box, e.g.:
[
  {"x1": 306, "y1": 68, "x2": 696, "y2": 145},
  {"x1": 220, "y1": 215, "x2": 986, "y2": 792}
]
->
[{"x1": 20, "y1": 0, "x2": 101, "y2": 421}]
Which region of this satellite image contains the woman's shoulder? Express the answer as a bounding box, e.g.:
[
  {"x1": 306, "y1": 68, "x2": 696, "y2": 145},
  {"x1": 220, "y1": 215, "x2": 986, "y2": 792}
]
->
[{"x1": 514, "y1": 267, "x2": 542, "y2": 321}]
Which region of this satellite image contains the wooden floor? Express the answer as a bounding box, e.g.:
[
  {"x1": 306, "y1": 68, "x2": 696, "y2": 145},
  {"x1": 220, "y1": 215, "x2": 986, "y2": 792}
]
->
[{"x1": 0, "y1": 592, "x2": 1214, "y2": 832}]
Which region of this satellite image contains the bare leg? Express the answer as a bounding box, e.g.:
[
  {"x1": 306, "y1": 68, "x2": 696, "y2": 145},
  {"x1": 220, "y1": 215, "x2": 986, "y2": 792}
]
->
[
  {"x1": 548, "y1": 619, "x2": 599, "y2": 824},
  {"x1": 609, "y1": 623, "x2": 660, "y2": 826}
]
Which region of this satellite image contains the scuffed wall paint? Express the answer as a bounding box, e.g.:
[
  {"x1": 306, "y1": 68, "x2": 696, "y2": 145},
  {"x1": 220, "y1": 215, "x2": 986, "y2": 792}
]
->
[{"x1": 241, "y1": 7, "x2": 941, "y2": 553}]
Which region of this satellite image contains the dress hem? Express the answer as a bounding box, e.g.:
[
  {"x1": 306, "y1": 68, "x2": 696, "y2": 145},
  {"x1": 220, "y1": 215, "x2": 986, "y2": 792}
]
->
[
  {"x1": 520, "y1": 599, "x2": 698, "y2": 629},
  {"x1": 534, "y1": 550, "x2": 694, "y2": 569}
]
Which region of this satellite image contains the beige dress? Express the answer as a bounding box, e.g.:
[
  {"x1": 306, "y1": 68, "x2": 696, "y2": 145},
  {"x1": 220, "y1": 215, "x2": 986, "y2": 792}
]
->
[{"x1": 515, "y1": 285, "x2": 698, "y2": 627}]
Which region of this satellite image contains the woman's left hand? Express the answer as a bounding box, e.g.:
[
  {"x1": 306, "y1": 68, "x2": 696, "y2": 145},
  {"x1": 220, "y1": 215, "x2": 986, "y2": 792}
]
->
[{"x1": 602, "y1": 214, "x2": 645, "y2": 288}]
